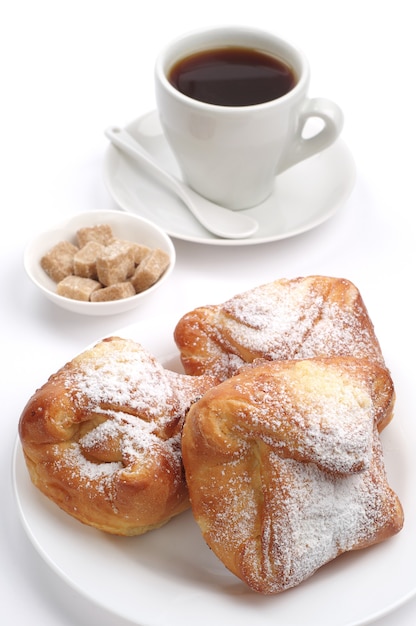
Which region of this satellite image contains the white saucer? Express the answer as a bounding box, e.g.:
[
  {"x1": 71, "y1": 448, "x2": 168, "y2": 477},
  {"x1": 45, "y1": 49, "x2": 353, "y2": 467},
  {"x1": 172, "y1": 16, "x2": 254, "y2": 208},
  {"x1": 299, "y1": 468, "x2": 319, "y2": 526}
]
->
[{"x1": 103, "y1": 111, "x2": 356, "y2": 246}]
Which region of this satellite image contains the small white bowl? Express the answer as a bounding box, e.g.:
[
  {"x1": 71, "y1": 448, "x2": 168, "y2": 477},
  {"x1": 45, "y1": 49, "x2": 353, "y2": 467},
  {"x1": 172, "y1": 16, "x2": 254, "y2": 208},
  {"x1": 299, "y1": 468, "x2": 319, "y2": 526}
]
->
[{"x1": 24, "y1": 210, "x2": 176, "y2": 316}]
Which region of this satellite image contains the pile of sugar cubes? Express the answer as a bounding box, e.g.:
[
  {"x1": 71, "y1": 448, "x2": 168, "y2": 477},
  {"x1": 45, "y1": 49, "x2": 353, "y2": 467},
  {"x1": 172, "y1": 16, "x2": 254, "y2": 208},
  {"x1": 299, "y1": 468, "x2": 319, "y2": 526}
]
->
[{"x1": 40, "y1": 223, "x2": 170, "y2": 302}]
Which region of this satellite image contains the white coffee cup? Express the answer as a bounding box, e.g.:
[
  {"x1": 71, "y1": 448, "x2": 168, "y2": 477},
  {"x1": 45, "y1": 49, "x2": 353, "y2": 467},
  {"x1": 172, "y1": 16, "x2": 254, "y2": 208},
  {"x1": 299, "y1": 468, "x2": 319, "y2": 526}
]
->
[{"x1": 155, "y1": 26, "x2": 343, "y2": 211}]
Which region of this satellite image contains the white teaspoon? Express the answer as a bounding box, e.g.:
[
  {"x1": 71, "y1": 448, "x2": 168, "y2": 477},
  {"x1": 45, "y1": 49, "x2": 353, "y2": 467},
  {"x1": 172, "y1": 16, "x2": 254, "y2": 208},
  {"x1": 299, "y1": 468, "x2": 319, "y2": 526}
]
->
[{"x1": 105, "y1": 126, "x2": 259, "y2": 239}]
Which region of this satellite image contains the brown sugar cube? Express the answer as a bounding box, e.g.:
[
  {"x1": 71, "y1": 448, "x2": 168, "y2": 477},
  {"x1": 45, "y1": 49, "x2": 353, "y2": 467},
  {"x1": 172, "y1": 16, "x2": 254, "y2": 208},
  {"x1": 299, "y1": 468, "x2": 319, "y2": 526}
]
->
[
  {"x1": 90, "y1": 282, "x2": 136, "y2": 302},
  {"x1": 73, "y1": 241, "x2": 105, "y2": 279},
  {"x1": 112, "y1": 239, "x2": 152, "y2": 265},
  {"x1": 96, "y1": 241, "x2": 135, "y2": 286},
  {"x1": 56, "y1": 275, "x2": 102, "y2": 301},
  {"x1": 130, "y1": 243, "x2": 152, "y2": 265},
  {"x1": 41, "y1": 241, "x2": 79, "y2": 283},
  {"x1": 130, "y1": 248, "x2": 170, "y2": 293},
  {"x1": 76, "y1": 224, "x2": 114, "y2": 247}
]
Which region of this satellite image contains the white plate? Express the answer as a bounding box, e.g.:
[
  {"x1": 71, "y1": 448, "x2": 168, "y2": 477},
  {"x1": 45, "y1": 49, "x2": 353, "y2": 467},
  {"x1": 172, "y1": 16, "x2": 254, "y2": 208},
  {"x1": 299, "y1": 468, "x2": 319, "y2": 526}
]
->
[
  {"x1": 103, "y1": 112, "x2": 356, "y2": 246},
  {"x1": 13, "y1": 317, "x2": 416, "y2": 626}
]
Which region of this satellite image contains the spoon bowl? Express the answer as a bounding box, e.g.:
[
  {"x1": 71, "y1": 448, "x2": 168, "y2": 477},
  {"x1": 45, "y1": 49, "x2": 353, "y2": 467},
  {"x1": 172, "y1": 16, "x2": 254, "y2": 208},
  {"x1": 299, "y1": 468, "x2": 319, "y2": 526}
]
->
[{"x1": 105, "y1": 126, "x2": 258, "y2": 239}]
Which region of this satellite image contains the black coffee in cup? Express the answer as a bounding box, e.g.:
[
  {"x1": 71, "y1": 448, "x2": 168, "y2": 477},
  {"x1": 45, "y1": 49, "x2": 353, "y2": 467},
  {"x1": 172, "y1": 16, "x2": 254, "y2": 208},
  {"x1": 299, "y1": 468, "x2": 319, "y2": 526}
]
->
[{"x1": 168, "y1": 46, "x2": 296, "y2": 106}]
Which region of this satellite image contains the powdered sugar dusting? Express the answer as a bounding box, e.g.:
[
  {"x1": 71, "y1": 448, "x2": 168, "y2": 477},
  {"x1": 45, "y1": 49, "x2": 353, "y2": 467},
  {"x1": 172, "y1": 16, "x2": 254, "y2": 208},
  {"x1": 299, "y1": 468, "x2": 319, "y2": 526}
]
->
[
  {"x1": 65, "y1": 340, "x2": 184, "y2": 423},
  {"x1": 248, "y1": 435, "x2": 394, "y2": 593},
  {"x1": 52, "y1": 337, "x2": 206, "y2": 507},
  {"x1": 184, "y1": 353, "x2": 402, "y2": 594},
  {"x1": 181, "y1": 277, "x2": 385, "y2": 381},
  {"x1": 203, "y1": 431, "x2": 400, "y2": 594},
  {"x1": 56, "y1": 444, "x2": 122, "y2": 491},
  {"x1": 223, "y1": 279, "x2": 381, "y2": 363},
  {"x1": 230, "y1": 359, "x2": 376, "y2": 475}
]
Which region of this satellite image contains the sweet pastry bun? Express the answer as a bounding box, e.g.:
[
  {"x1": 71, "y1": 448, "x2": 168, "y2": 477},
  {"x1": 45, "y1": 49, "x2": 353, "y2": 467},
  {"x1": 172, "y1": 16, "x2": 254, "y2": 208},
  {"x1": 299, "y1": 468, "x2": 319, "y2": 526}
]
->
[
  {"x1": 174, "y1": 276, "x2": 386, "y2": 382},
  {"x1": 182, "y1": 357, "x2": 404, "y2": 594},
  {"x1": 19, "y1": 336, "x2": 217, "y2": 536}
]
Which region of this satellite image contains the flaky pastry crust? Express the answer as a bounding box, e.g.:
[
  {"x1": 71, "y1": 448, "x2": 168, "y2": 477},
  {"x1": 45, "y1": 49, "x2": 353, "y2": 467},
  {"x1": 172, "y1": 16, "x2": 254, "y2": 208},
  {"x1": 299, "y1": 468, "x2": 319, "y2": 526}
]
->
[
  {"x1": 182, "y1": 357, "x2": 404, "y2": 594},
  {"x1": 174, "y1": 276, "x2": 386, "y2": 383},
  {"x1": 19, "y1": 336, "x2": 217, "y2": 535}
]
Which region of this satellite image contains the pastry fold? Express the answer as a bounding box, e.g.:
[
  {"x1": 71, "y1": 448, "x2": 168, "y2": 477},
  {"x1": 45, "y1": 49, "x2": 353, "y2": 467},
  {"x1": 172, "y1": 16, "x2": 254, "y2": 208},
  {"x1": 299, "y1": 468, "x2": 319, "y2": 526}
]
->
[
  {"x1": 182, "y1": 357, "x2": 404, "y2": 594},
  {"x1": 174, "y1": 276, "x2": 386, "y2": 382},
  {"x1": 19, "y1": 336, "x2": 217, "y2": 535}
]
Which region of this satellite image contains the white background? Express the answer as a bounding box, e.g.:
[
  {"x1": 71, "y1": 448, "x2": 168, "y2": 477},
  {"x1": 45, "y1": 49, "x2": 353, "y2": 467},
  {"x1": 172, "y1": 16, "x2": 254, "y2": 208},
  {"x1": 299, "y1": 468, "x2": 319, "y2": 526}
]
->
[{"x1": 1, "y1": 1, "x2": 415, "y2": 624}]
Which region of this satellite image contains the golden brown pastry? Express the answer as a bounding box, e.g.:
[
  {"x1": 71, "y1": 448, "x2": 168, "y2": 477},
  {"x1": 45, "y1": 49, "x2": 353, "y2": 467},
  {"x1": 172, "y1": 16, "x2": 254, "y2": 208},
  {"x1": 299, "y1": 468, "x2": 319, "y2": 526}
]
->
[
  {"x1": 174, "y1": 276, "x2": 386, "y2": 382},
  {"x1": 182, "y1": 357, "x2": 404, "y2": 595},
  {"x1": 19, "y1": 336, "x2": 218, "y2": 536}
]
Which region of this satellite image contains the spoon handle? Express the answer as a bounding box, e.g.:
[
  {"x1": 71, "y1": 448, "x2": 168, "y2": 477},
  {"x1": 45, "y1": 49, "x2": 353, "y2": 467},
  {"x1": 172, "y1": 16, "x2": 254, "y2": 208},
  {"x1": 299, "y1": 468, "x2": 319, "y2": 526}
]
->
[
  {"x1": 106, "y1": 126, "x2": 192, "y2": 202},
  {"x1": 105, "y1": 126, "x2": 258, "y2": 239}
]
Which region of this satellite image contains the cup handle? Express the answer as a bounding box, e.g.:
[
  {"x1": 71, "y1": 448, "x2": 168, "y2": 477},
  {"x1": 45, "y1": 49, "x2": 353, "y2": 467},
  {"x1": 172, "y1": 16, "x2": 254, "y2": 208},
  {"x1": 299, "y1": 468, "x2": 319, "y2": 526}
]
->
[{"x1": 279, "y1": 97, "x2": 344, "y2": 172}]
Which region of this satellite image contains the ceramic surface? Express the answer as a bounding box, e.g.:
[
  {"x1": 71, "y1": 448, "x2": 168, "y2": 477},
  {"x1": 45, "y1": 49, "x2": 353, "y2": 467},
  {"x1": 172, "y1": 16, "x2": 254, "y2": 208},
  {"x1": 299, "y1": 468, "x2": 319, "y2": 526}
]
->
[{"x1": 104, "y1": 112, "x2": 356, "y2": 245}]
